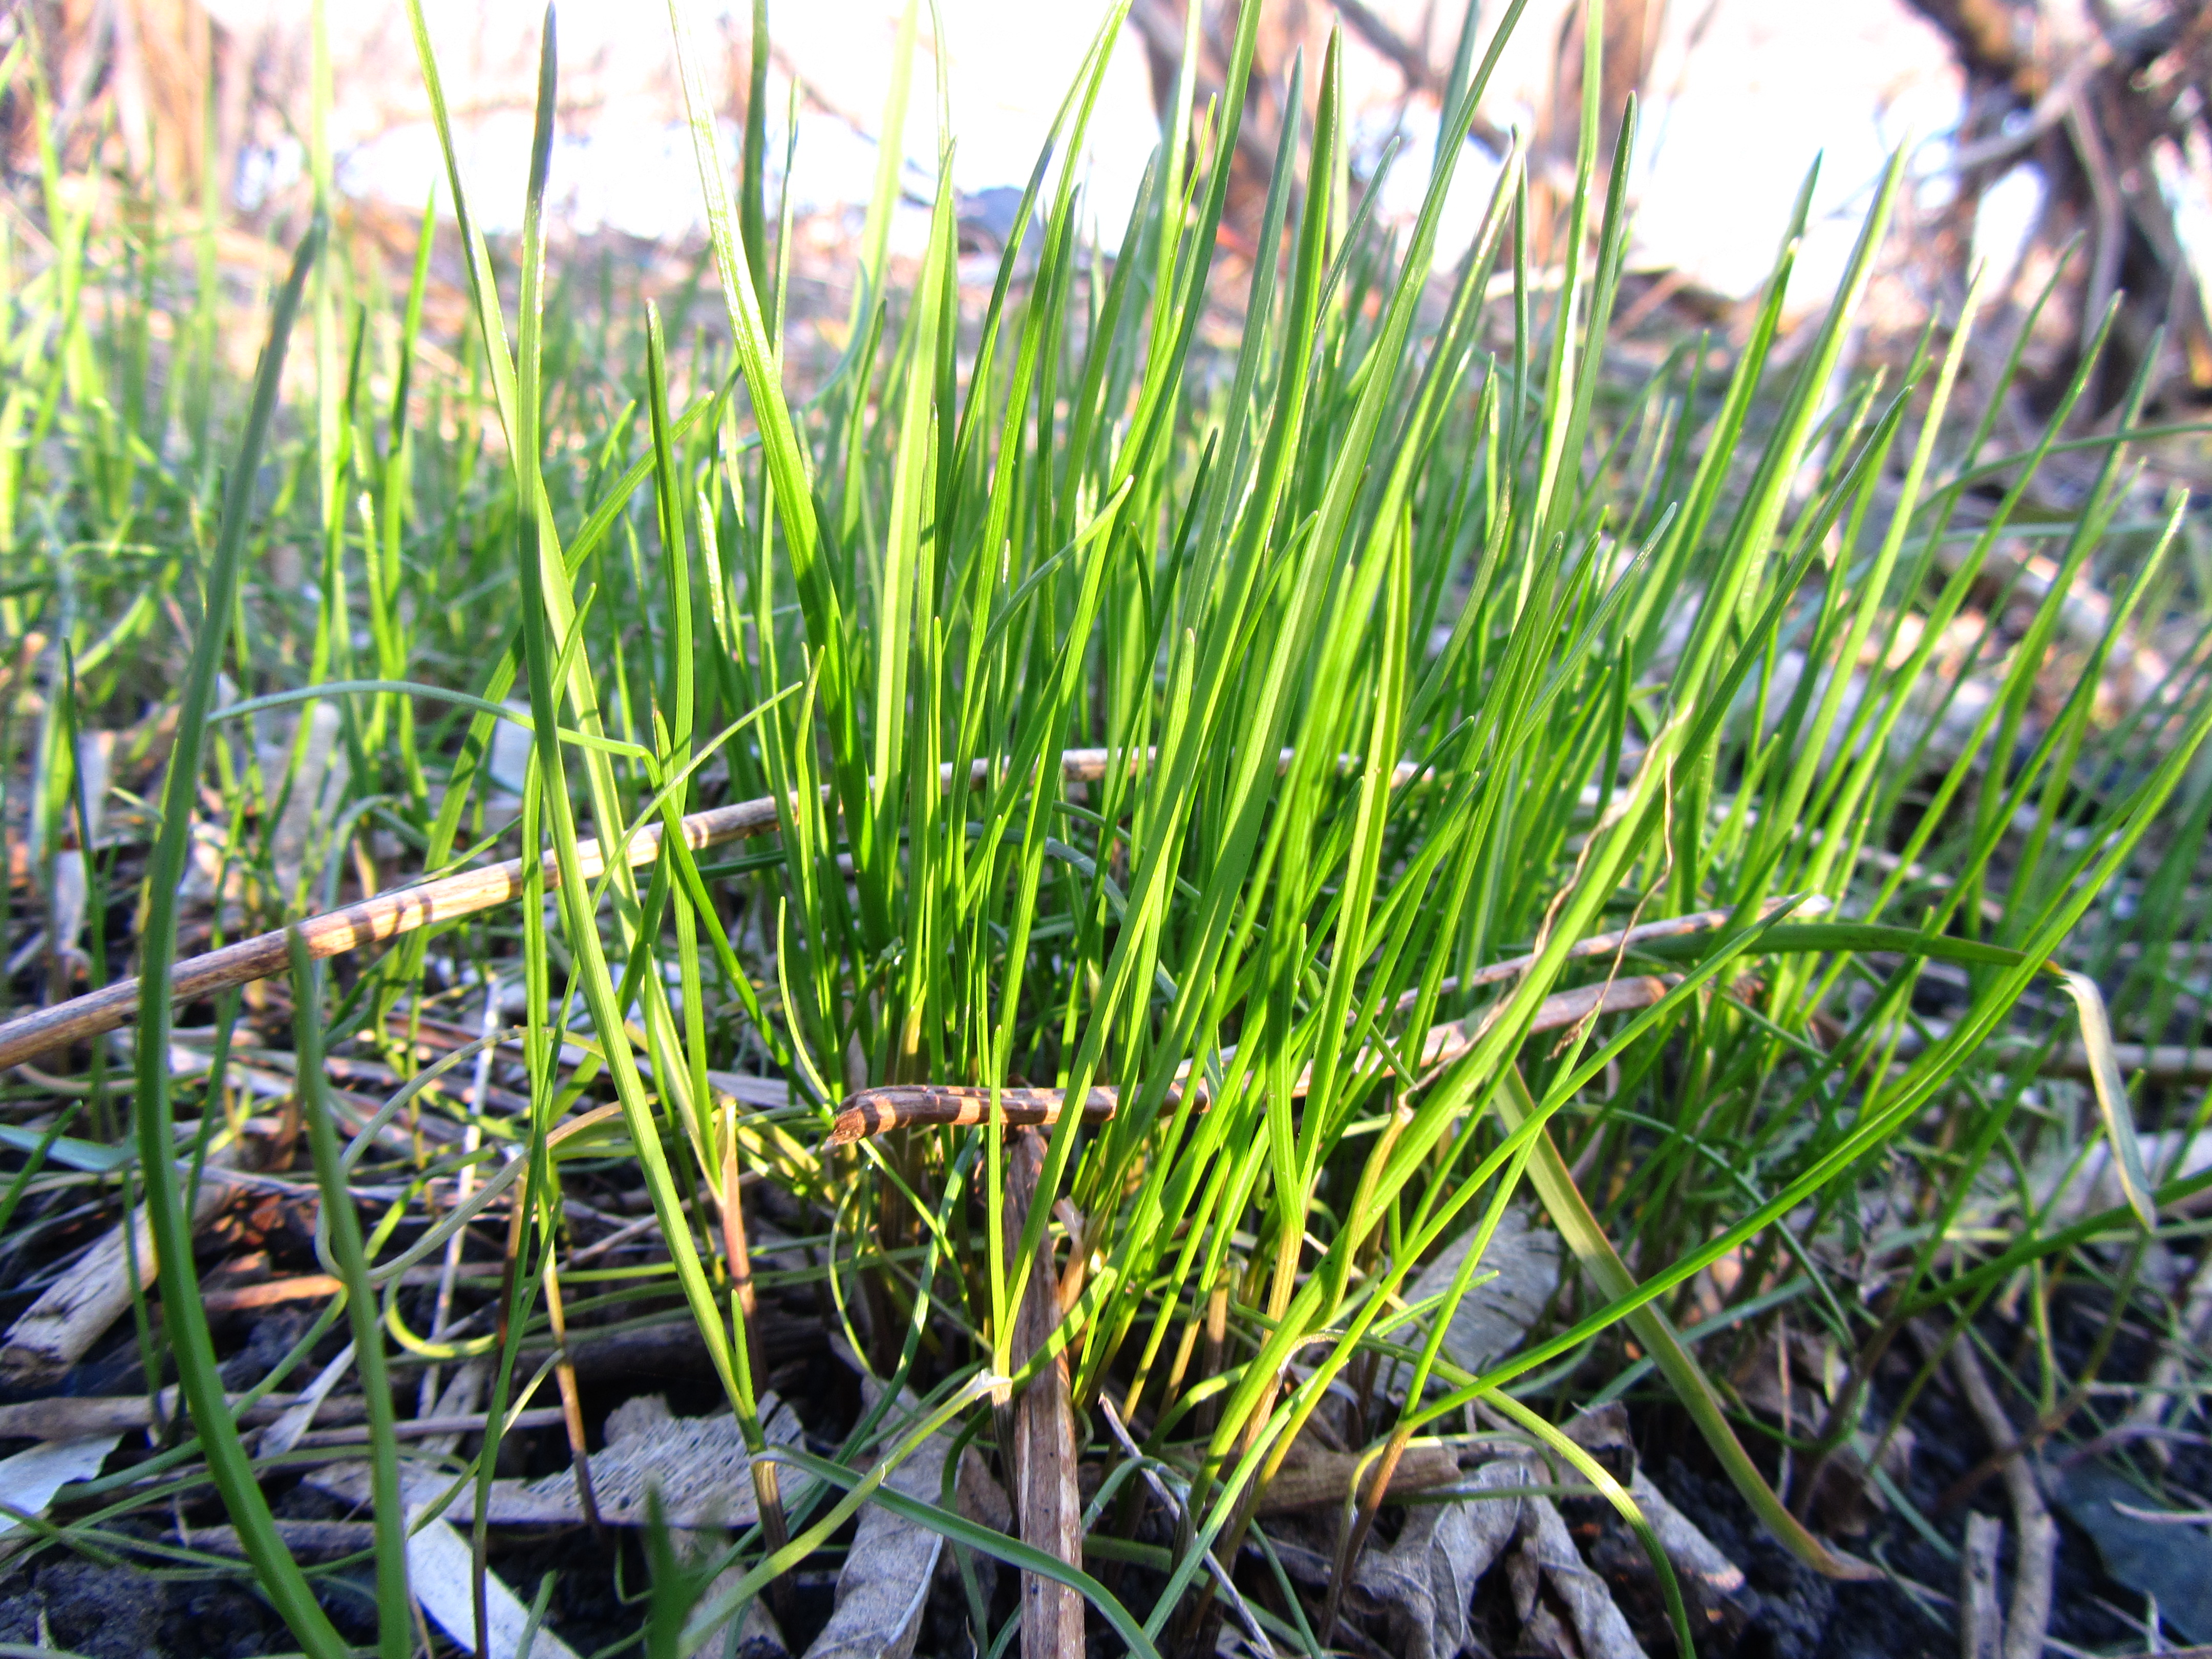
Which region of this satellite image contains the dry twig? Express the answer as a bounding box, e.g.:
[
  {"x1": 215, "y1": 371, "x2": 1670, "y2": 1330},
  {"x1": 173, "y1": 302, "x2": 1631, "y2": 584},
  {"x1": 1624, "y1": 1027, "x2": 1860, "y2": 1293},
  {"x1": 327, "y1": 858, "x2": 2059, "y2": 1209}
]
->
[
  {"x1": 0, "y1": 1163, "x2": 239, "y2": 1386},
  {"x1": 1950, "y1": 1338, "x2": 2057, "y2": 1659}
]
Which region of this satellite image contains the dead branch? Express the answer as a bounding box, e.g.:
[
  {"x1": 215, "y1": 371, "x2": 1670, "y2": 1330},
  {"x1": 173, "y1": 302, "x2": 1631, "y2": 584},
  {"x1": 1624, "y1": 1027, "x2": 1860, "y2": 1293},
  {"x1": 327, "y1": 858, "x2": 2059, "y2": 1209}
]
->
[
  {"x1": 0, "y1": 1163, "x2": 240, "y2": 1386},
  {"x1": 1949, "y1": 1337, "x2": 2056, "y2": 1659}
]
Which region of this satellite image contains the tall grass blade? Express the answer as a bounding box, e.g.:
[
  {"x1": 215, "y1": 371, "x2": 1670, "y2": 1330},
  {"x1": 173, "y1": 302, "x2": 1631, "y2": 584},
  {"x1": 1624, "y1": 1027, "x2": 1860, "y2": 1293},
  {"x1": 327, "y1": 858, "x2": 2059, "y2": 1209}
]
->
[{"x1": 129, "y1": 219, "x2": 344, "y2": 1659}]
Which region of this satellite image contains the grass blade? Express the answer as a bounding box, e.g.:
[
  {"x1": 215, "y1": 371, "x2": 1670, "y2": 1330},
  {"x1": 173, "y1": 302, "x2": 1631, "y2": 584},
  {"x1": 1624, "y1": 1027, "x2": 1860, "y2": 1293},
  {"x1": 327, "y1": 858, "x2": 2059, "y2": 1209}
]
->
[{"x1": 128, "y1": 218, "x2": 345, "y2": 1659}]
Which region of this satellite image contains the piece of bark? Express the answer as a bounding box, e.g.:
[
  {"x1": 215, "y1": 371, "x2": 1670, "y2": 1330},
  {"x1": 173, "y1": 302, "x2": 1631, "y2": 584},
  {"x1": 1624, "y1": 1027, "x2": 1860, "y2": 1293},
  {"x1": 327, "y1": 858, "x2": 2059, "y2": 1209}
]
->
[
  {"x1": 0, "y1": 1167, "x2": 239, "y2": 1386},
  {"x1": 310, "y1": 1392, "x2": 797, "y2": 1528},
  {"x1": 1006, "y1": 1129, "x2": 1082, "y2": 1659},
  {"x1": 1963, "y1": 1512, "x2": 2004, "y2": 1659},
  {"x1": 1354, "y1": 1459, "x2": 1531, "y2": 1659}
]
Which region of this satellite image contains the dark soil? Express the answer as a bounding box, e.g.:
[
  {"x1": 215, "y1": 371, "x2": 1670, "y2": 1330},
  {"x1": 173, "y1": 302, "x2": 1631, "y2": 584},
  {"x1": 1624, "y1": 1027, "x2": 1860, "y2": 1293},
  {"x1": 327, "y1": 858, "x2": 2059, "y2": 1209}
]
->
[{"x1": 0, "y1": 1131, "x2": 2190, "y2": 1658}]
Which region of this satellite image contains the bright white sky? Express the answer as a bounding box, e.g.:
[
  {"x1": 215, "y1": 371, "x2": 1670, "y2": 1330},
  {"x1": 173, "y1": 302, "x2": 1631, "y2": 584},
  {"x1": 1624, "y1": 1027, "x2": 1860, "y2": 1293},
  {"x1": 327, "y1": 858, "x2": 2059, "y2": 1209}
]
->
[{"x1": 301, "y1": 0, "x2": 1970, "y2": 304}]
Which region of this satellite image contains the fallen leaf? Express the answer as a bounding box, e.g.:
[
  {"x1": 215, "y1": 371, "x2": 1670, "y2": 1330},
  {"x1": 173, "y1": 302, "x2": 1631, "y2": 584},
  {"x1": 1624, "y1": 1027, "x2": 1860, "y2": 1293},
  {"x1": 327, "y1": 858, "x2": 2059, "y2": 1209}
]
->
[
  {"x1": 1353, "y1": 1495, "x2": 1491, "y2": 1659},
  {"x1": 1402, "y1": 1205, "x2": 1562, "y2": 1378},
  {"x1": 1509, "y1": 1475, "x2": 1649, "y2": 1659},
  {"x1": 396, "y1": 1495, "x2": 581, "y2": 1659},
  {"x1": 1353, "y1": 1457, "x2": 1650, "y2": 1659},
  {"x1": 683, "y1": 1514, "x2": 791, "y2": 1659},
  {"x1": 802, "y1": 1371, "x2": 998, "y2": 1659},
  {"x1": 800, "y1": 1427, "x2": 948, "y2": 1659},
  {"x1": 0, "y1": 1433, "x2": 119, "y2": 1547},
  {"x1": 2052, "y1": 1459, "x2": 2212, "y2": 1643},
  {"x1": 1353, "y1": 1457, "x2": 1534, "y2": 1659}
]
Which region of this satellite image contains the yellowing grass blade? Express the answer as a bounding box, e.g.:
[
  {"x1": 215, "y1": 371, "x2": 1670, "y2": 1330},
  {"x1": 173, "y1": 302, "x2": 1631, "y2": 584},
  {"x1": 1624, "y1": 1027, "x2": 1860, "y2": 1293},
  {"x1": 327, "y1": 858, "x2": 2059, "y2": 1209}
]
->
[
  {"x1": 1498, "y1": 1066, "x2": 1879, "y2": 1582},
  {"x1": 2059, "y1": 969, "x2": 2157, "y2": 1230}
]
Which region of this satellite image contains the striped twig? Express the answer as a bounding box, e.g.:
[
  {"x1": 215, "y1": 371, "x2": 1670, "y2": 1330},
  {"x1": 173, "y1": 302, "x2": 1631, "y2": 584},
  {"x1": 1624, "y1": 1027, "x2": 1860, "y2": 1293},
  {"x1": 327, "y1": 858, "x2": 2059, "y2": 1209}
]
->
[
  {"x1": 828, "y1": 972, "x2": 1685, "y2": 1144},
  {"x1": 0, "y1": 752, "x2": 1141, "y2": 1072}
]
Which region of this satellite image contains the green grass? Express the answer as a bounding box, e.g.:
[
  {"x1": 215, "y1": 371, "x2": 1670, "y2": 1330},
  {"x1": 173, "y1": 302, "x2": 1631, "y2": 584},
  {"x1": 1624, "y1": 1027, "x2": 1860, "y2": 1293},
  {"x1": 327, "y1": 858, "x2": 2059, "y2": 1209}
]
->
[{"x1": 4, "y1": 0, "x2": 2212, "y2": 1654}]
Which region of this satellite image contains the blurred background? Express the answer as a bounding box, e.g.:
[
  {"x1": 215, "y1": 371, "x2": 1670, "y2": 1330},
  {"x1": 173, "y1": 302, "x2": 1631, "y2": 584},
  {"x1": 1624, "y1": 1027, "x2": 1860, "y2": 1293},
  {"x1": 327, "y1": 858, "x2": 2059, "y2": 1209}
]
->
[{"x1": 4, "y1": 0, "x2": 2210, "y2": 421}]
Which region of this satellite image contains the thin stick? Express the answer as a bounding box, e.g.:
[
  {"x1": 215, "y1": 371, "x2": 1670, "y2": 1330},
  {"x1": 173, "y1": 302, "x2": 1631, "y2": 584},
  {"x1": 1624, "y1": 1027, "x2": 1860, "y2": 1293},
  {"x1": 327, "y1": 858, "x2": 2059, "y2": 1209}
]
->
[
  {"x1": 1387, "y1": 898, "x2": 1817, "y2": 1014},
  {"x1": 830, "y1": 973, "x2": 1684, "y2": 1143},
  {"x1": 0, "y1": 788, "x2": 785, "y2": 1071},
  {"x1": 1962, "y1": 1511, "x2": 2003, "y2": 1659},
  {"x1": 1950, "y1": 1338, "x2": 2056, "y2": 1659}
]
